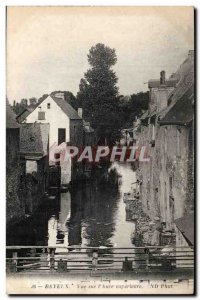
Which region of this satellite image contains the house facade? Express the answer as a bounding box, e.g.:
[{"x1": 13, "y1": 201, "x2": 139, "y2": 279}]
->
[
  {"x1": 18, "y1": 92, "x2": 83, "y2": 185},
  {"x1": 20, "y1": 123, "x2": 50, "y2": 213},
  {"x1": 135, "y1": 50, "x2": 194, "y2": 248},
  {"x1": 6, "y1": 101, "x2": 25, "y2": 225}
]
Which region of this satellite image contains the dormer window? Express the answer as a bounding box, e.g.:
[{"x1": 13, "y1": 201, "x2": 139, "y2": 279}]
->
[{"x1": 47, "y1": 103, "x2": 51, "y2": 109}]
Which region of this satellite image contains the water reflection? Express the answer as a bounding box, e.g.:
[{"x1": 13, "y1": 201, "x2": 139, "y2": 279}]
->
[
  {"x1": 46, "y1": 162, "x2": 136, "y2": 249},
  {"x1": 7, "y1": 162, "x2": 136, "y2": 250}
]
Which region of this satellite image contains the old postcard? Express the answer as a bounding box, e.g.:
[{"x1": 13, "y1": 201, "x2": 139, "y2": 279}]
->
[{"x1": 6, "y1": 6, "x2": 195, "y2": 295}]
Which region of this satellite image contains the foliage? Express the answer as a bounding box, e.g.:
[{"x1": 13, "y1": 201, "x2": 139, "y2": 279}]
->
[
  {"x1": 29, "y1": 97, "x2": 37, "y2": 107},
  {"x1": 64, "y1": 91, "x2": 80, "y2": 110},
  {"x1": 12, "y1": 98, "x2": 28, "y2": 115},
  {"x1": 119, "y1": 91, "x2": 149, "y2": 128},
  {"x1": 77, "y1": 43, "x2": 121, "y2": 145}
]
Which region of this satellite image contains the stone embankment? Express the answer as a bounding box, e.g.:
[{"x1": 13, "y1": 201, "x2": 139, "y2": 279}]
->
[{"x1": 124, "y1": 192, "x2": 160, "y2": 247}]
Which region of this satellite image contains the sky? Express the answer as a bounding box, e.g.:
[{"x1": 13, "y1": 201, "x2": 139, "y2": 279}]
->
[{"x1": 7, "y1": 6, "x2": 194, "y2": 104}]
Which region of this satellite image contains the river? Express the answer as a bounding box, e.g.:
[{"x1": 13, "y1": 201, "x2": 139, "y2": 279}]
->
[{"x1": 7, "y1": 162, "x2": 136, "y2": 248}]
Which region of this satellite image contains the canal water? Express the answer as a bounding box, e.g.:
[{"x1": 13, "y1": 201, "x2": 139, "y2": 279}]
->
[{"x1": 7, "y1": 162, "x2": 136, "y2": 249}]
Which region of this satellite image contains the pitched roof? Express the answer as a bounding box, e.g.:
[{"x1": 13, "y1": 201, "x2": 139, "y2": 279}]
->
[
  {"x1": 50, "y1": 95, "x2": 81, "y2": 120},
  {"x1": 16, "y1": 107, "x2": 35, "y2": 123},
  {"x1": 169, "y1": 50, "x2": 194, "y2": 83},
  {"x1": 159, "y1": 52, "x2": 194, "y2": 126},
  {"x1": 174, "y1": 213, "x2": 194, "y2": 246},
  {"x1": 20, "y1": 123, "x2": 49, "y2": 158},
  {"x1": 167, "y1": 52, "x2": 194, "y2": 105},
  {"x1": 6, "y1": 101, "x2": 20, "y2": 129},
  {"x1": 17, "y1": 94, "x2": 81, "y2": 122},
  {"x1": 159, "y1": 85, "x2": 194, "y2": 126}
]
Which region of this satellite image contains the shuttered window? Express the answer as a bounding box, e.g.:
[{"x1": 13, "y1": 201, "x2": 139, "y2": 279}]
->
[{"x1": 38, "y1": 111, "x2": 45, "y2": 120}]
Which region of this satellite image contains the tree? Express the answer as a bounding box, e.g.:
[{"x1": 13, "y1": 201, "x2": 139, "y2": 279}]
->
[
  {"x1": 12, "y1": 98, "x2": 28, "y2": 115},
  {"x1": 64, "y1": 91, "x2": 80, "y2": 110},
  {"x1": 20, "y1": 98, "x2": 28, "y2": 107},
  {"x1": 29, "y1": 97, "x2": 37, "y2": 107},
  {"x1": 118, "y1": 91, "x2": 149, "y2": 128},
  {"x1": 77, "y1": 43, "x2": 120, "y2": 145}
]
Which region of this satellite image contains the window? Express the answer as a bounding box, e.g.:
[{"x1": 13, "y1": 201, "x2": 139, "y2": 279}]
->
[
  {"x1": 176, "y1": 128, "x2": 181, "y2": 157},
  {"x1": 152, "y1": 124, "x2": 155, "y2": 140},
  {"x1": 169, "y1": 176, "x2": 173, "y2": 190},
  {"x1": 47, "y1": 103, "x2": 51, "y2": 109},
  {"x1": 38, "y1": 111, "x2": 45, "y2": 120},
  {"x1": 164, "y1": 127, "x2": 167, "y2": 153},
  {"x1": 168, "y1": 98, "x2": 172, "y2": 106},
  {"x1": 150, "y1": 123, "x2": 155, "y2": 147},
  {"x1": 58, "y1": 128, "x2": 66, "y2": 145},
  {"x1": 169, "y1": 195, "x2": 175, "y2": 223},
  {"x1": 164, "y1": 182, "x2": 167, "y2": 217},
  {"x1": 169, "y1": 176, "x2": 173, "y2": 196}
]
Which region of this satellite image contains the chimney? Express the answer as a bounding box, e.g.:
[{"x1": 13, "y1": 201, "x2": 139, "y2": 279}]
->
[
  {"x1": 52, "y1": 92, "x2": 65, "y2": 100},
  {"x1": 78, "y1": 108, "x2": 83, "y2": 119},
  {"x1": 160, "y1": 70, "x2": 166, "y2": 85}
]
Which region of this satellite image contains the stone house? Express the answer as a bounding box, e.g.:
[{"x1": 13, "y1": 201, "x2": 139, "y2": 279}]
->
[
  {"x1": 6, "y1": 101, "x2": 25, "y2": 225},
  {"x1": 135, "y1": 50, "x2": 194, "y2": 248},
  {"x1": 20, "y1": 123, "x2": 50, "y2": 214},
  {"x1": 17, "y1": 92, "x2": 83, "y2": 186}
]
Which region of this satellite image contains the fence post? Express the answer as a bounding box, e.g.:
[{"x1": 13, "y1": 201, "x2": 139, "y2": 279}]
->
[
  {"x1": 12, "y1": 251, "x2": 18, "y2": 273},
  {"x1": 92, "y1": 251, "x2": 98, "y2": 271},
  {"x1": 50, "y1": 248, "x2": 55, "y2": 272},
  {"x1": 145, "y1": 247, "x2": 149, "y2": 270},
  {"x1": 122, "y1": 257, "x2": 133, "y2": 271}
]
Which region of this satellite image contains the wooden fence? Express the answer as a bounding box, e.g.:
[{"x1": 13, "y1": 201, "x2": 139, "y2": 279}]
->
[{"x1": 6, "y1": 246, "x2": 194, "y2": 274}]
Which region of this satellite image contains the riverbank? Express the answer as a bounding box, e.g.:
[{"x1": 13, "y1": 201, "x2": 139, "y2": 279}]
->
[{"x1": 124, "y1": 193, "x2": 162, "y2": 247}]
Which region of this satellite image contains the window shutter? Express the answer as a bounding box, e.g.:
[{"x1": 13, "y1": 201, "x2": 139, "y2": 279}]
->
[{"x1": 38, "y1": 111, "x2": 45, "y2": 120}]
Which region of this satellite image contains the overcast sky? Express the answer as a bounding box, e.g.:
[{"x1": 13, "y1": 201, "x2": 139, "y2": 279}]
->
[{"x1": 7, "y1": 6, "x2": 194, "y2": 103}]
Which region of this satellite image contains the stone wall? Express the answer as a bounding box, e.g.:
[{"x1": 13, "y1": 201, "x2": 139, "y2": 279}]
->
[
  {"x1": 136, "y1": 119, "x2": 191, "y2": 230},
  {"x1": 25, "y1": 156, "x2": 48, "y2": 214},
  {"x1": 6, "y1": 128, "x2": 26, "y2": 225},
  {"x1": 185, "y1": 121, "x2": 194, "y2": 214},
  {"x1": 159, "y1": 125, "x2": 189, "y2": 228},
  {"x1": 7, "y1": 131, "x2": 49, "y2": 226},
  {"x1": 149, "y1": 87, "x2": 174, "y2": 112}
]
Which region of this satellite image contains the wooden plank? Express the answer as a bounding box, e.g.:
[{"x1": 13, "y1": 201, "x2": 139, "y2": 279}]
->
[{"x1": 6, "y1": 245, "x2": 194, "y2": 249}]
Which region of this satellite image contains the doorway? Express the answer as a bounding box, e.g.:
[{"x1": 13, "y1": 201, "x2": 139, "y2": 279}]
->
[{"x1": 58, "y1": 128, "x2": 66, "y2": 145}]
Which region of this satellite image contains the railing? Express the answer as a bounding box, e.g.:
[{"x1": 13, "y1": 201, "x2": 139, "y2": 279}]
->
[{"x1": 6, "y1": 246, "x2": 194, "y2": 274}]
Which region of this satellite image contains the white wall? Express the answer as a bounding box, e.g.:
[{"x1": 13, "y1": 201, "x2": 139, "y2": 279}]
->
[
  {"x1": 61, "y1": 159, "x2": 72, "y2": 185},
  {"x1": 25, "y1": 96, "x2": 70, "y2": 149},
  {"x1": 150, "y1": 87, "x2": 174, "y2": 112},
  {"x1": 26, "y1": 160, "x2": 37, "y2": 174}
]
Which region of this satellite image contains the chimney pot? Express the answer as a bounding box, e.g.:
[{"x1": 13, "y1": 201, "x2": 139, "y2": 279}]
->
[
  {"x1": 52, "y1": 92, "x2": 65, "y2": 100},
  {"x1": 160, "y1": 70, "x2": 166, "y2": 85}
]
